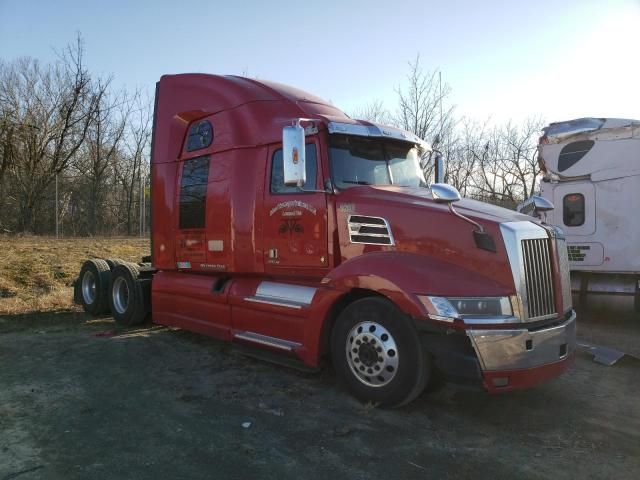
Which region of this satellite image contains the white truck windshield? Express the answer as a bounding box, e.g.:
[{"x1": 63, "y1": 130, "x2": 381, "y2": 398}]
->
[{"x1": 329, "y1": 135, "x2": 427, "y2": 189}]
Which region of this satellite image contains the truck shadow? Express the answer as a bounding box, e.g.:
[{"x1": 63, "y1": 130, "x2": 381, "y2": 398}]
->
[{"x1": 0, "y1": 310, "x2": 95, "y2": 334}]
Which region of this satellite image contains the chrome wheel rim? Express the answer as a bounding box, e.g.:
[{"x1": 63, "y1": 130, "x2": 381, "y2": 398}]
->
[
  {"x1": 81, "y1": 270, "x2": 96, "y2": 305},
  {"x1": 112, "y1": 277, "x2": 129, "y2": 315},
  {"x1": 345, "y1": 321, "x2": 399, "y2": 388}
]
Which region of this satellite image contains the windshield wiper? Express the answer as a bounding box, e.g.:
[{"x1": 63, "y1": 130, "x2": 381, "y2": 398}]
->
[{"x1": 341, "y1": 180, "x2": 372, "y2": 185}]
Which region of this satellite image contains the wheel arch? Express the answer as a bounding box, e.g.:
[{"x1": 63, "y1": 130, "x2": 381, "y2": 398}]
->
[
  {"x1": 303, "y1": 251, "x2": 512, "y2": 367},
  {"x1": 317, "y1": 288, "x2": 385, "y2": 364}
]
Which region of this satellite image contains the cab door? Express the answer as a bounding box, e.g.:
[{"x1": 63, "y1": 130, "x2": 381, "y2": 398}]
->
[
  {"x1": 263, "y1": 141, "x2": 328, "y2": 270},
  {"x1": 553, "y1": 182, "x2": 596, "y2": 236}
]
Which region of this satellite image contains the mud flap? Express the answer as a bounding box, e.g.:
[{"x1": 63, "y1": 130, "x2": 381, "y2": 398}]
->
[{"x1": 73, "y1": 278, "x2": 83, "y2": 305}]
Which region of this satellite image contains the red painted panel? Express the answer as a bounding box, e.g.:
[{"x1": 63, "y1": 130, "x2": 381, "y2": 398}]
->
[
  {"x1": 333, "y1": 186, "x2": 517, "y2": 290},
  {"x1": 226, "y1": 278, "x2": 311, "y2": 345},
  {"x1": 175, "y1": 232, "x2": 206, "y2": 266},
  {"x1": 231, "y1": 306, "x2": 306, "y2": 345},
  {"x1": 482, "y1": 353, "x2": 575, "y2": 394},
  {"x1": 263, "y1": 141, "x2": 328, "y2": 271},
  {"x1": 151, "y1": 271, "x2": 231, "y2": 340}
]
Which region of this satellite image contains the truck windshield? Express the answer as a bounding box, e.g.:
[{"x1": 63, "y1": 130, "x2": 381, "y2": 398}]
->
[{"x1": 329, "y1": 134, "x2": 427, "y2": 189}]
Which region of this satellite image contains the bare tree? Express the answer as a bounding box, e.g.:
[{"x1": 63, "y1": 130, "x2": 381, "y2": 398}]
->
[
  {"x1": 0, "y1": 35, "x2": 95, "y2": 232},
  {"x1": 114, "y1": 92, "x2": 151, "y2": 235},
  {"x1": 395, "y1": 55, "x2": 455, "y2": 145},
  {"x1": 462, "y1": 117, "x2": 544, "y2": 207},
  {"x1": 73, "y1": 77, "x2": 131, "y2": 235},
  {"x1": 350, "y1": 99, "x2": 391, "y2": 124},
  {"x1": 442, "y1": 118, "x2": 487, "y2": 195}
]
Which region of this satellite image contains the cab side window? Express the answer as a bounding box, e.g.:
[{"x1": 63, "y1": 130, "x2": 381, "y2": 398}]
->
[
  {"x1": 563, "y1": 193, "x2": 585, "y2": 227},
  {"x1": 270, "y1": 144, "x2": 317, "y2": 194},
  {"x1": 179, "y1": 156, "x2": 210, "y2": 229}
]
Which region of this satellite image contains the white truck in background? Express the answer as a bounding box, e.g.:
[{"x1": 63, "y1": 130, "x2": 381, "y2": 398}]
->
[{"x1": 519, "y1": 118, "x2": 640, "y2": 313}]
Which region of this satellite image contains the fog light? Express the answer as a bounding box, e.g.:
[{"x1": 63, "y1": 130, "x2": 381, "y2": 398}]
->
[{"x1": 492, "y1": 377, "x2": 509, "y2": 387}]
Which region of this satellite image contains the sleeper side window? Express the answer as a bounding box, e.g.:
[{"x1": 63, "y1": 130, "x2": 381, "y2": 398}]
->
[
  {"x1": 563, "y1": 193, "x2": 585, "y2": 227},
  {"x1": 558, "y1": 140, "x2": 594, "y2": 172},
  {"x1": 270, "y1": 143, "x2": 318, "y2": 194},
  {"x1": 179, "y1": 156, "x2": 210, "y2": 229},
  {"x1": 186, "y1": 120, "x2": 213, "y2": 152}
]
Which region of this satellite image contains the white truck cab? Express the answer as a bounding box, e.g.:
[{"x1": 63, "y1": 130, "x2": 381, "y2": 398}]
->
[{"x1": 519, "y1": 118, "x2": 640, "y2": 313}]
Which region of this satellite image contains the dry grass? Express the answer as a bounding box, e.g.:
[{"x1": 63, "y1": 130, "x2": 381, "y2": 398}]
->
[{"x1": 0, "y1": 236, "x2": 150, "y2": 315}]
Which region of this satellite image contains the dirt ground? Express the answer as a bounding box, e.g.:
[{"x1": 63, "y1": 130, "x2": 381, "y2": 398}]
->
[{"x1": 1, "y1": 301, "x2": 639, "y2": 480}]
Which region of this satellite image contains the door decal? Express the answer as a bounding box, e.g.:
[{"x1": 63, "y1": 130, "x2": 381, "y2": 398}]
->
[
  {"x1": 270, "y1": 200, "x2": 317, "y2": 217},
  {"x1": 279, "y1": 219, "x2": 304, "y2": 235}
]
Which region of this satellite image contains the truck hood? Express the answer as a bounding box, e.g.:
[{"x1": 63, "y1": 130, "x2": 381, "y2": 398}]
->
[
  {"x1": 335, "y1": 185, "x2": 540, "y2": 292},
  {"x1": 340, "y1": 185, "x2": 536, "y2": 225}
]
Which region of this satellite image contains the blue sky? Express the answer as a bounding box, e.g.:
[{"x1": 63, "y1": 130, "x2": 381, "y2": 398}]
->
[{"x1": 1, "y1": 0, "x2": 638, "y2": 125}]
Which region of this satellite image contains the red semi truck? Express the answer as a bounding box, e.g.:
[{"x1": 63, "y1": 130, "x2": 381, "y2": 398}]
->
[{"x1": 75, "y1": 74, "x2": 576, "y2": 406}]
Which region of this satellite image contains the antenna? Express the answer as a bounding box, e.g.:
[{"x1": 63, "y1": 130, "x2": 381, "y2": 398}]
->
[{"x1": 439, "y1": 70, "x2": 443, "y2": 141}]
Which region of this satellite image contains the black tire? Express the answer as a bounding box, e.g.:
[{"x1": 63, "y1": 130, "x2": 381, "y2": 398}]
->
[
  {"x1": 78, "y1": 259, "x2": 111, "y2": 316},
  {"x1": 331, "y1": 297, "x2": 430, "y2": 408},
  {"x1": 105, "y1": 258, "x2": 127, "y2": 270},
  {"x1": 108, "y1": 263, "x2": 149, "y2": 326}
]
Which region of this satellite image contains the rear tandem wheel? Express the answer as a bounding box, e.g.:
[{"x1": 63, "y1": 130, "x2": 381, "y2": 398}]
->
[
  {"x1": 108, "y1": 263, "x2": 150, "y2": 326},
  {"x1": 78, "y1": 259, "x2": 111, "y2": 316}
]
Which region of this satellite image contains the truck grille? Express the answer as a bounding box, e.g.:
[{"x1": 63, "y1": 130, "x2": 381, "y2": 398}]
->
[
  {"x1": 521, "y1": 238, "x2": 556, "y2": 319},
  {"x1": 348, "y1": 215, "x2": 394, "y2": 245}
]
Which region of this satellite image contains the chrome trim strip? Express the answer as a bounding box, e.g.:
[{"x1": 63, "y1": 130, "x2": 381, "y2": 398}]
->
[
  {"x1": 245, "y1": 297, "x2": 303, "y2": 309},
  {"x1": 244, "y1": 281, "x2": 316, "y2": 309},
  {"x1": 556, "y1": 238, "x2": 573, "y2": 311},
  {"x1": 467, "y1": 311, "x2": 576, "y2": 371},
  {"x1": 461, "y1": 315, "x2": 520, "y2": 325},
  {"x1": 234, "y1": 331, "x2": 302, "y2": 351}
]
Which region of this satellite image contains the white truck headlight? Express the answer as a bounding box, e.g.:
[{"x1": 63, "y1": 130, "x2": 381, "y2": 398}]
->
[{"x1": 418, "y1": 295, "x2": 518, "y2": 322}]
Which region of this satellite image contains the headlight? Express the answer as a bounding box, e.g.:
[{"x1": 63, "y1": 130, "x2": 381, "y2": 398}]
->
[{"x1": 418, "y1": 295, "x2": 519, "y2": 322}]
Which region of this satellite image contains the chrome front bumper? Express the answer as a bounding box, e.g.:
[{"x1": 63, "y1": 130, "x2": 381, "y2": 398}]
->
[{"x1": 466, "y1": 311, "x2": 577, "y2": 371}]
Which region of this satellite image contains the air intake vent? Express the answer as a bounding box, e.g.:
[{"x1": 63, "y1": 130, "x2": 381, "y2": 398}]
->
[
  {"x1": 348, "y1": 215, "x2": 394, "y2": 245},
  {"x1": 521, "y1": 238, "x2": 556, "y2": 319}
]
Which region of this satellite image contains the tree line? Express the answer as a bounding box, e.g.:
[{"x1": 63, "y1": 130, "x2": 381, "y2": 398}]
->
[
  {"x1": 0, "y1": 36, "x2": 151, "y2": 236},
  {"x1": 0, "y1": 41, "x2": 543, "y2": 236}
]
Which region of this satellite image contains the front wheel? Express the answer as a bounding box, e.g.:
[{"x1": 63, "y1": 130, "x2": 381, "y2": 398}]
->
[{"x1": 331, "y1": 297, "x2": 430, "y2": 407}]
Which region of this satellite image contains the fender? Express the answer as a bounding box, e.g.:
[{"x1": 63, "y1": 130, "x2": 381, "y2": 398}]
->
[{"x1": 323, "y1": 251, "x2": 514, "y2": 319}]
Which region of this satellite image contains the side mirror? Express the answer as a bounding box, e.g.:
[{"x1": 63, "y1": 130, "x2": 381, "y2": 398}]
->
[
  {"x1": 517, "y1": 195, "x2": 554, "y2": 217},
  {"x1": 530, "y1": 195, "x2": 554, "y2": 212},
  {"x1": 431, "y1": 183, "x2": 461, "y2": 203},
  {"x1": 283, "y1": 120, "x2": 306, "y2": 187}
]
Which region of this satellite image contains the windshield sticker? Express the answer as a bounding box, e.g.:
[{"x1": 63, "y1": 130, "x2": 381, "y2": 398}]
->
[{"x1": 270, "y1": 200, "x2": 317, "y2": 217}]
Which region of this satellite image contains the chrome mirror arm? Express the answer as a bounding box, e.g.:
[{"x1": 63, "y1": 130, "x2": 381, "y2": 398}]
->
[{"x1": 448, "y1": 203, "x2": 484, "y2": 233}]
